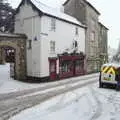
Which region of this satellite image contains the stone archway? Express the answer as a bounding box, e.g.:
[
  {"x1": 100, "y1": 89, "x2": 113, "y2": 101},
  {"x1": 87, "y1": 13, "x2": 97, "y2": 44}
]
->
[
  {"x1": 0, "y1": 33, "x2": 27, "y2": 80},
  {"x1": 2, "y1": 46, "x2": 15, "y2": 63},
  {"x1": 1, "y1": 46, "x2": 16, "y2": 78}
]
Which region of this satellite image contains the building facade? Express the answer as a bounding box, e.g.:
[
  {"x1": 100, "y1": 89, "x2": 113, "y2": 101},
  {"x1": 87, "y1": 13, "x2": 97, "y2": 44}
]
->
[
  {"x1": 98, "y1": 22, "x2": 108, "y2": 68},
  {"x1": 63, "y1": 0, "x2": 108, "y2": 73},
  {"x1": 14, "y1": 0, "x2": 86, "y2": 81},
  {"x1": 0, "y1": 33, "x2": 27, "y2": 80}
]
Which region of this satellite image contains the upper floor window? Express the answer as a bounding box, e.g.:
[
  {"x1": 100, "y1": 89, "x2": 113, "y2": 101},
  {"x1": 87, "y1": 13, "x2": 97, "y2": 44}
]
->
[
  {"x1": 8, "y1": 12, "x2": 12, "y2": 15},
  {"x1": 28, "y1": 39, "x2": 32, "y2": 49},
  {"x1": 51, "y1": 18, "x2": 56, "y2": 32},
  {"x1": 20, "y1": 17, "x2": 24, "y2": 26},
  {"x1": 91, "y1": 19, "x2": 96, "y2": 28},
  {"x1": 1, "y1": 10, "x2": 5, "y2": 14},
  {"x1": 90, "y1": 31, "x2": 95, "y2": 42},
  {"x1": 50, "y1": 41, "x2": 55, "y2": 53},
  {"x1": 75, "y1": 27, "x2": 79, "y2": 35},
  {"x1": 90, "y1": 46, "x2": 95, "y2": 56},
  {"x1": 2, "y1": 16, "x2": 6, "y2": 20},
  {"x1": 102, "y1": 29, "x2": 105, "y2": 35}
]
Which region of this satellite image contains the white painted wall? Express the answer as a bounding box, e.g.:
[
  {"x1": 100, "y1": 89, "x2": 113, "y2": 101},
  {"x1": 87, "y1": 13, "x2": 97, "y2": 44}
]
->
[
  {"x1": 40, "y1": 16, "x2": 85, "y2": 77},
  {"x1": 15, "y1": 1, "x2": 85, "y2": 78},
  {"x1": 15, "y1": 2, "x2": 41, "y2": 77}
]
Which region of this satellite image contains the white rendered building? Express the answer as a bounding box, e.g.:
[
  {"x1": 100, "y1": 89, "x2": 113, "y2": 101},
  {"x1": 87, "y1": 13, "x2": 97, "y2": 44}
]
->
[{"x1": 15, "y1": 0, "x2": 86, "y2": 81}]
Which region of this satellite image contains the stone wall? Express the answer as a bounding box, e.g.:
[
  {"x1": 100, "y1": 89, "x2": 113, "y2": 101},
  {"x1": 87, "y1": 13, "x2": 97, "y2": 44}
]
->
[
  {"x1": 0, "y1": 33, "x2": 27, "y2": 80},
  {"x1": 64, "y1": 0, "x2": 108, "y2": 73}
]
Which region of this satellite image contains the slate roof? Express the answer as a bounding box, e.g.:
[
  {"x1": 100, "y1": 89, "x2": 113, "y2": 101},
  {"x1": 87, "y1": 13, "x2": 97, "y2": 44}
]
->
[{"x1": 16, "y1": 0, "x2": 86, "y2": 28}]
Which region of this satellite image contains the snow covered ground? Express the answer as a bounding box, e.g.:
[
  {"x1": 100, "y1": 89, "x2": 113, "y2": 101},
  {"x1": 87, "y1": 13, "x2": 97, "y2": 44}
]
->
[
  {"x1": 1, "y1": 64, "x2": 120, "y2": 120},
  {"x1": 9, "y1": 82, "x2": 120, "y2": 120},
  {"x1": 0, "y1": 63, "x2": 98, "y2": 94},
  {"x1": 0, "y1": 63, "x2": 48, "y2": 93}
]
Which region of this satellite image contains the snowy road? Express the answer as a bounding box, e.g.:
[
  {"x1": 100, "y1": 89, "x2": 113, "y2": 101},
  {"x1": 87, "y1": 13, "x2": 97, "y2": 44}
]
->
[
  {"x1": 0, "y1": 76, "x2": 98, "y2": 120},
  {"x1": 0, "y1": 74, "x2": 98, "y2": 101},
  {"x1": 2, "y1": 64, "x2": 120, "y2": 120},
  {"x1": 9, "y1": 83, "x2": 120, "y2": 120}
]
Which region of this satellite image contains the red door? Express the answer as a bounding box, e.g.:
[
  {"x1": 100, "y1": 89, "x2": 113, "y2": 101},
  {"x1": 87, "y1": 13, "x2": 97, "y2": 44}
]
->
[
  {"x1": 49, "y1": 59, "x2": 57, "y2": 80},
  {"x1": 74, "y1": 60, "x2": 84, "y2": 76}
]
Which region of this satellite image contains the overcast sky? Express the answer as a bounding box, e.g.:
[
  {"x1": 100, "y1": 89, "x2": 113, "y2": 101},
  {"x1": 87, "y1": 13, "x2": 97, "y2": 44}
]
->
[{"x1": 8, "y1": 0, "x2": 120, "y2": 49}]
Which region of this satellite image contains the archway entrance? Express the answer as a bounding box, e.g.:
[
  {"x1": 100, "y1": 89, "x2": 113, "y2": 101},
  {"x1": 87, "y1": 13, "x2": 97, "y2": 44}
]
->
[
  {"x1": 0, "y1": 33, "x2": 27, "y2": 80},
  {"x1": 1, "y1": 46, "x2": 15, "y2": 78},
  {"x1": 4, "y1": 47, "x2": 15, "y2": 63}
]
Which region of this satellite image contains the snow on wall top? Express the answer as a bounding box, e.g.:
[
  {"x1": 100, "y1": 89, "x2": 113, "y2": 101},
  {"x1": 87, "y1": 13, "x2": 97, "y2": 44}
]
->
[
  {"x1": 0, "y1": 33, "x2": 26, "y2": 38},
  {"x1": 102, "y1": 63, "x2": 120, "y2": 68},
  {"x1": 31, "y1": 0, "x2": 85, "y2": 27}
]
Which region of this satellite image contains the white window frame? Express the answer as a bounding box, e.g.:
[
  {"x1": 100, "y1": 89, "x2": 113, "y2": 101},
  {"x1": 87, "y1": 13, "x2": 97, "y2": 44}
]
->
[
  {"x1": 50, "y1": 41, "x2": 55, "y2": 53},
  {"x1": 90, "y1": 31, "x2": 95, "y2": 42},
  {"x1": 51, "y1": 18, "x2": 56, "y2": 32},
  {"x1": 28, "y1": 39, "x2": 32, "y2": 49},
  {"x1": 75, "y1": 27, "x2": 79, "y2": 35}
]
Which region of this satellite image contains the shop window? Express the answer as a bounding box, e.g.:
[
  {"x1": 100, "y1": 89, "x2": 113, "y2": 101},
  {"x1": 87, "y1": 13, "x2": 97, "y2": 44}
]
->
[
  {"x1": 75, "y1": 60, "x2": 84, "y2": 71},
  {"x1": 60, "y1": 60, "x2": 72, "y2": 73}
]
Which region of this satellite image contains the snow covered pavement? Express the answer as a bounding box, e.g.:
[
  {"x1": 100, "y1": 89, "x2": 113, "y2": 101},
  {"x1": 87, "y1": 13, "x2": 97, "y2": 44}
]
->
[
  {"x1": 0, "y1": 63, "x2": 98, "y2": 94},
  {"x1": 10, "y1": 83, "x2": 120, "y2": 120}
]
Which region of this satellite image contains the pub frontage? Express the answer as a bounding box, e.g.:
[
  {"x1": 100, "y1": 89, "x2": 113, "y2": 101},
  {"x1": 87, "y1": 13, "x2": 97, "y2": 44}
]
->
[{"x1": 49, "y1": 52, "x2": 86, "y2": 80}]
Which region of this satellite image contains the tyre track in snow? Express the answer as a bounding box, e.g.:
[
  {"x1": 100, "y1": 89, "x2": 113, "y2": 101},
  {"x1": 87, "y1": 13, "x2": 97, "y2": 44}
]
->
[
  {"x1": 90, "y1": 87, "x2": 103, "y2": 120},
  {"x1": 89, "y1": 87, "x2": 120, "y2": 120},
  {"x1": 0, "y1": 77, "x2": 97, "y2": 120},
  {"x1": 96, "y1": 90, "x2": 120, "y2": 117},
  {"x1": 0, "y1": 74, "x2": 98, "y2": 101}
]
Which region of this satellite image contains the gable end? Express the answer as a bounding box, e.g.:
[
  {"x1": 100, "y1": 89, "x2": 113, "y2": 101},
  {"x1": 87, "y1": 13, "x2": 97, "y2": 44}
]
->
[
  {"x1": 15, "y1": 0, "x2": 43, "y2": 16},
  {"x1": 63, "y1": 0, "x2": 70, "y2": 6},
  {"x1": 63, "y1": 0, "x2": 100, "y2": 15}
]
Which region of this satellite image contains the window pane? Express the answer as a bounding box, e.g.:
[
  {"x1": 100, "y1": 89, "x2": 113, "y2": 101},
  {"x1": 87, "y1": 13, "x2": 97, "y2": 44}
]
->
[
  {"x1": 75, "y1": 27, "x2": 78, "y2": 35},
  {"x1": 91, "y1": 31, "x2": 95, "y2": 41},
  {"x1": 50, "y1": 41, "x2": 55, "y2": 53},
  {"x1": 51, "y1": 18, "x2": 56, "y2": 31},
  {"x1": 50, "y1": 62, "x2": 55, "y2": 72}
]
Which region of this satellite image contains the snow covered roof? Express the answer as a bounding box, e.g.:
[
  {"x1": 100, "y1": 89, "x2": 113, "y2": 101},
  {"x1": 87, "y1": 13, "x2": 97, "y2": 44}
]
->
[
  {"x1": 16, "y1": 0, "x2": 86, "y2": 28},
  {"x1": 98, "y1": 22, "x2": 109, "y2": 30}
]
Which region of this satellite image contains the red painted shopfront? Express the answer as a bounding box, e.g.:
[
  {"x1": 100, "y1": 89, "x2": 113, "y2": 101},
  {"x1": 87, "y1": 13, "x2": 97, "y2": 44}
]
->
[
  {"x1": 49, "y1": 58, "x2": 57, "y2": 80},
  {"x1": 49, "y1": 53, "x2": 86, "y2": 80},
  {"x1": 59, "y1": 54, "x2": 85, "y2": 79}
]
